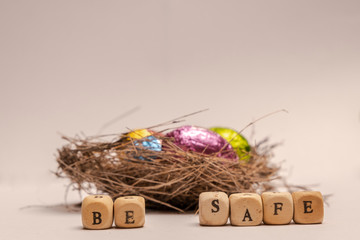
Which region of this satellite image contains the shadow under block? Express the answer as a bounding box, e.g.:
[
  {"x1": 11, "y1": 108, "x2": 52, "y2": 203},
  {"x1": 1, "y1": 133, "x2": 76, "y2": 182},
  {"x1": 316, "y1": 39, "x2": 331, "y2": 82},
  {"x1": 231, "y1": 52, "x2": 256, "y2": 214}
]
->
[
  {"x1": 114, "y1": 196, "x2": 145, "y2": 228},
  {"x1": 262, "y1": 192, "x2": 293, "y2": 225},
  {"x1": 229, "y1": 193, "x2": 263, "y2": 226},
  {"x1": 292, "y1": 191, "x2": 324, "y2": 224},
  {"x1": 199, "y1": 192, "x2": 229, "y2": 226},
  {"x1": 81, "y1": 195, "x2": 114, "y2": 230}
]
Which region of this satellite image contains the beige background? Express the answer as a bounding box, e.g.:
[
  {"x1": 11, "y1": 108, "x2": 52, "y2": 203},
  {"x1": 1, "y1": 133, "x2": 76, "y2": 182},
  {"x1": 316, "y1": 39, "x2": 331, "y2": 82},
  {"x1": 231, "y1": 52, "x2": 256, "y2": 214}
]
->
[{"x1": 1, "y1": 0, "x2": 360, "y2": 239}]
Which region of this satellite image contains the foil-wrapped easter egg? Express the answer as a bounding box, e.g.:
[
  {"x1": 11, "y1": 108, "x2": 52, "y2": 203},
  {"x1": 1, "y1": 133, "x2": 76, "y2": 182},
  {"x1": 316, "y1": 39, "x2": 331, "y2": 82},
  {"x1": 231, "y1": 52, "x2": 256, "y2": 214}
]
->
[
  {"x1": 210, "y1": 127, "x2": 251, "y2": 162},
  {"x1": 166, "y1": 125, "x2": 238, "y2": 160},
  {"x1": 134, "y1": 135, "x2": 162, "y2": 152},
  {"x1": 126, "y1": 129, "x2": 162, "y2": 160},
  {"x1": 127, "y1": 129, "x2": 153, "y2": 139}
]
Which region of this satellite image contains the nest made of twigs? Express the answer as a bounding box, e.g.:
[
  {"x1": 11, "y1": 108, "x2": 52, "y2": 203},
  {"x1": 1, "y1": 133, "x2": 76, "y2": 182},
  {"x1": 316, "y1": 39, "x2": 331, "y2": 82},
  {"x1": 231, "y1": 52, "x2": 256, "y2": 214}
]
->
[{"x1": 56, "y1": 130, "x2": 280, "y2": 212}]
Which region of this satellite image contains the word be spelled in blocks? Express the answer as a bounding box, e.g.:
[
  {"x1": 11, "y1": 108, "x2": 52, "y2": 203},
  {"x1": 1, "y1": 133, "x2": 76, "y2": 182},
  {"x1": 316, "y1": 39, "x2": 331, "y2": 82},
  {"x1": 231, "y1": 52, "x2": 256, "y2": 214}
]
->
[
  {"x1": 229, "y1": 193, "x2": 263, "y2": 226},
  {"x1": 81, "y1": 195, "x2": 146, "y2": 229},
  {"x1": 114, "y1": 196, "x2": 145, "y2": 228},
  {"x1": 262, "y1": 192, "x2": 293, "y2": 225},
  {"x1": 292, "y1": 191, "x2": 324, "y2": 224},
  {"x1": 81, "y1": 195, "x2": 114, "y2": 230},
  {"x1": 199, "y1": 192, "x2": 229, "y2": 226}
]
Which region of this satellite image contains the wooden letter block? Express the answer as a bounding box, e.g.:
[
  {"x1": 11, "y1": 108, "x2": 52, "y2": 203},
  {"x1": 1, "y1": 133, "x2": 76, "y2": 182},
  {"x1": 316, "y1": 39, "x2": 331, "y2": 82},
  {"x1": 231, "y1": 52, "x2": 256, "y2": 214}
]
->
[
  {"x1": 199, "y1": 192, "x2": 229, "y2": 226},
  {"x1": 114, "y1": 196, "x2": 145, "y2": 228},
  {"x1": 229, "y1": 193, "x2": 263, "y2": 226},
  {"x1": 292, "y1": 191, "x2": 324, "y2": 224},
  {"x1": 81, "y1": 195, "x2": 113, "y2": 230},
  {"x1": 262, "y1": 192, "x2": 293, "y2": 225}
]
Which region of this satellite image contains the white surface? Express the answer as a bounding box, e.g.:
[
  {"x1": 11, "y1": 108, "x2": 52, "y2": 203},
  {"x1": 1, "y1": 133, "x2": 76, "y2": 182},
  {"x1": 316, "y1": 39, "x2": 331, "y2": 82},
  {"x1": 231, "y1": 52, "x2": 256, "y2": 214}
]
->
[{"x1": 1, "y1": 0, "x2": 360, "y2": 239}]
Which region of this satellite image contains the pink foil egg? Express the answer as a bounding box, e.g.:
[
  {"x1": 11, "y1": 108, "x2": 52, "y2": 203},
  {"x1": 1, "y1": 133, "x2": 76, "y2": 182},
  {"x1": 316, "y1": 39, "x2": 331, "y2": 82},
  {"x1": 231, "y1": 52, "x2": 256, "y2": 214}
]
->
[{"x1": 166, "y1": 125, "x2": 238, "y2": 160}]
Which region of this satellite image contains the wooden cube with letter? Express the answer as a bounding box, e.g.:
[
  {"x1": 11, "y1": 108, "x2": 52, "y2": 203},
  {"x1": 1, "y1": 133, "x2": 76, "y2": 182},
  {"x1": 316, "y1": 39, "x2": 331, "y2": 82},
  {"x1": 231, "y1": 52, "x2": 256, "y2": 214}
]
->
[
  {"x1": 81, "y1": 195, "x2": 114, "y2": 230},
  {"x1": 229, "y1": 193, "x2": 263, "y2": 226},
  {"x1": 199, "y1": 192, "x2": 229, "y2": 226},
  {"x1": 292, "y1": 191, "x2": 324, "y2": 224},
  {"x1": 261, "y1": 192, "x2": 293, "y2": 225},
  {"x1": 114, "y1": 196, "x2": 145, "y2": 228}
]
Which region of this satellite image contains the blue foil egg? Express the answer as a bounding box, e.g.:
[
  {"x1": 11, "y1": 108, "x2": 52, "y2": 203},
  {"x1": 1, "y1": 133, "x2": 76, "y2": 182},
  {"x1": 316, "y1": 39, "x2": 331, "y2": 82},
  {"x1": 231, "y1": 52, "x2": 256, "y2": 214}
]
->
[
  {"x1": 134, "y1": 135, "x2": 162, "y2": 152},
  {"x1": 126, "y1": 129, "x2": 162, "y2": 160}
]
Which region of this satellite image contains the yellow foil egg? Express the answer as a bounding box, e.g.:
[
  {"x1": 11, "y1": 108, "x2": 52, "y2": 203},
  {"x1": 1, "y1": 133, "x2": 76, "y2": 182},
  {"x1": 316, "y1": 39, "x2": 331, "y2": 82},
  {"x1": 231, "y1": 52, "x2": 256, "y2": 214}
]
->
[{"x1": 127, "y1": 129, "x2": 153, "y2": 139}]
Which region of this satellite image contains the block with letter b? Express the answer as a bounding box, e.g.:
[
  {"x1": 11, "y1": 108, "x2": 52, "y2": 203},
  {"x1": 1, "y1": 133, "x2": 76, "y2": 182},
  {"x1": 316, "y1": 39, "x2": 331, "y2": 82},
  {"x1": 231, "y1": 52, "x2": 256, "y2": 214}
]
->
[
  {"x1": 199, "y1": 192, "x2": 229, "y2": 226},
  {"x1": 229, "y1": 193, "x2": 263, "y2": 226},
  {"x1": 114, "y1": 196, "x2": 145, "y2": 228},
  {"x1": 262, "y1": 192, "x2": 293, "y2": 225},
  {"x1": 292, "y1": 191, "x2": 324, "y2": 224},
  {"x1": 81, "y1": 195, "x2": 114, "y2": 230}
]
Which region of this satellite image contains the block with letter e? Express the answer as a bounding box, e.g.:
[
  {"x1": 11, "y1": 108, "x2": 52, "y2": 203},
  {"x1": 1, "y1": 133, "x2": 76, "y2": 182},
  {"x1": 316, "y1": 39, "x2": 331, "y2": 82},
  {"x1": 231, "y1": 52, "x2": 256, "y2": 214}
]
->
[
  {"x1": 81, "y1": 195, "x2": 114, "y2": 230},
  {"x1": 292, "y1": 191, "x2": 324, "y2": 224},
  {"x1": 262, "y1": 192, "x2": 293, "y2": 225},
  {"x1": 114, "y1": 196, "x2": 145, "y2": 228},
  {"x1": 199, "y1": 192, "x2": 229, "y2": 226},
  {"x1": 229, "y1": 193, "x2": 263, "y2": 226}
]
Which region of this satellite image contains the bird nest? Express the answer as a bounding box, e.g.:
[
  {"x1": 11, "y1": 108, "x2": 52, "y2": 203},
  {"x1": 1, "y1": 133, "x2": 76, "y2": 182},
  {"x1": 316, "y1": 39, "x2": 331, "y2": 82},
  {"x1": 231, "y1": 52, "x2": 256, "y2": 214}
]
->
[{"x1": 56, "y1": 131, "x2": 280, "y2": 212}]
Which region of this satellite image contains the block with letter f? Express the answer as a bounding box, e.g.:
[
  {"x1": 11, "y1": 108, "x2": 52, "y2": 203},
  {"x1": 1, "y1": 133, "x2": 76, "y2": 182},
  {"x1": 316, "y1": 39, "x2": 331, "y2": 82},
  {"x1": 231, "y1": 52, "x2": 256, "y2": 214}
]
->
[{"x1": 262, "y1": 192, "x2": 293, "y2": 225}]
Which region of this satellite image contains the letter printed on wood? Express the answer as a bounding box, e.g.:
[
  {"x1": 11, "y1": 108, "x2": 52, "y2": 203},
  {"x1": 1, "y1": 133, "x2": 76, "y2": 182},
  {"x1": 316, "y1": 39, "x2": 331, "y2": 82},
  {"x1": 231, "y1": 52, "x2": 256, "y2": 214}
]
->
[
  {"x1": 292, "y1": 191, "x2": 324, "y2": 224},
  {"x1": 199, "y1": 192, "x2": 229, "y2": 226},
  {"x1": 81, "y1": 195, "x2": 114, "y2": 230},
  {"x1": 229, "y1": 193, "x2": 263, "y2": 226},
  {"x1": 262, "y1": 192, "x2": 293, "y2": 225},
  {"x1": 114, "y1": 196, "x2": 145, "y2": 228}
]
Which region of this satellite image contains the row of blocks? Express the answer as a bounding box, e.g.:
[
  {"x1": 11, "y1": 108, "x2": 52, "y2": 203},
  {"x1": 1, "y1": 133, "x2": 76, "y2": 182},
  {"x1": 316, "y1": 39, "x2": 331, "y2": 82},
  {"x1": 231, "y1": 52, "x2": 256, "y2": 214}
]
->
[
  {"x1": 82, "y1": 195, "x2": 145, "y2": 229},
  {"x1": 199, "y1": 191, "x2": 324, "y2": 226},
  {"x1": 81, "y1": 191, "x2": 324, "y2": 229}
]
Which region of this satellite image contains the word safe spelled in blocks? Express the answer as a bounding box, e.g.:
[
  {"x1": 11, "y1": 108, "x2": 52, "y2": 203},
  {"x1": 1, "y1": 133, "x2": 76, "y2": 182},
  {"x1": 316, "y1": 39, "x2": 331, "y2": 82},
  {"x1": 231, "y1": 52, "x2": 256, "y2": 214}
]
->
[
  {"x1": 114, "y1": 196, "x2": 145, "y2": 228},
  {"x1": 199, "y1": 191, "x2": 324, "y2": 226},
  {"x1": 81, "y1": 195, "x2": 114, "y2": 230},
  {"x1": 199, "y1": 192, "x2": 229, "y2": 226}
]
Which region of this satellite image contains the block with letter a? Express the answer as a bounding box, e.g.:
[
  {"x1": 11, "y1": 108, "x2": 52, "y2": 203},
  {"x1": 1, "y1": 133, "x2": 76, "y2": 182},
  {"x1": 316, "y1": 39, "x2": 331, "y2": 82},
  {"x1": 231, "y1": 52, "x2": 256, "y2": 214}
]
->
[{"x1": 229, "y1": 193, "x2": 263, "y2": 226}]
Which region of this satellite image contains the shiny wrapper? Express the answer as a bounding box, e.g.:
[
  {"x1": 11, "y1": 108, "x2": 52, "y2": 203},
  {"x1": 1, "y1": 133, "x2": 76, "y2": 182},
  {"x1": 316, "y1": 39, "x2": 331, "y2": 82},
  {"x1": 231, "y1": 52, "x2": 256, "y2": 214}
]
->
[
  {"x1": 210, "y1": 127, "x2": 251, "y2": 162},
  {"x1": 166, "y1": 125, "x2": 238, "y2": 160},
  {"x1": 125, "y1": 129, "x2": 162, "y2": 160},
  {"x1": 134, "y1": 135, "x2": 162, "y2": 152},
  {"x1": 127, "y1": 129, "x2": 153, "y2": 139}
]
